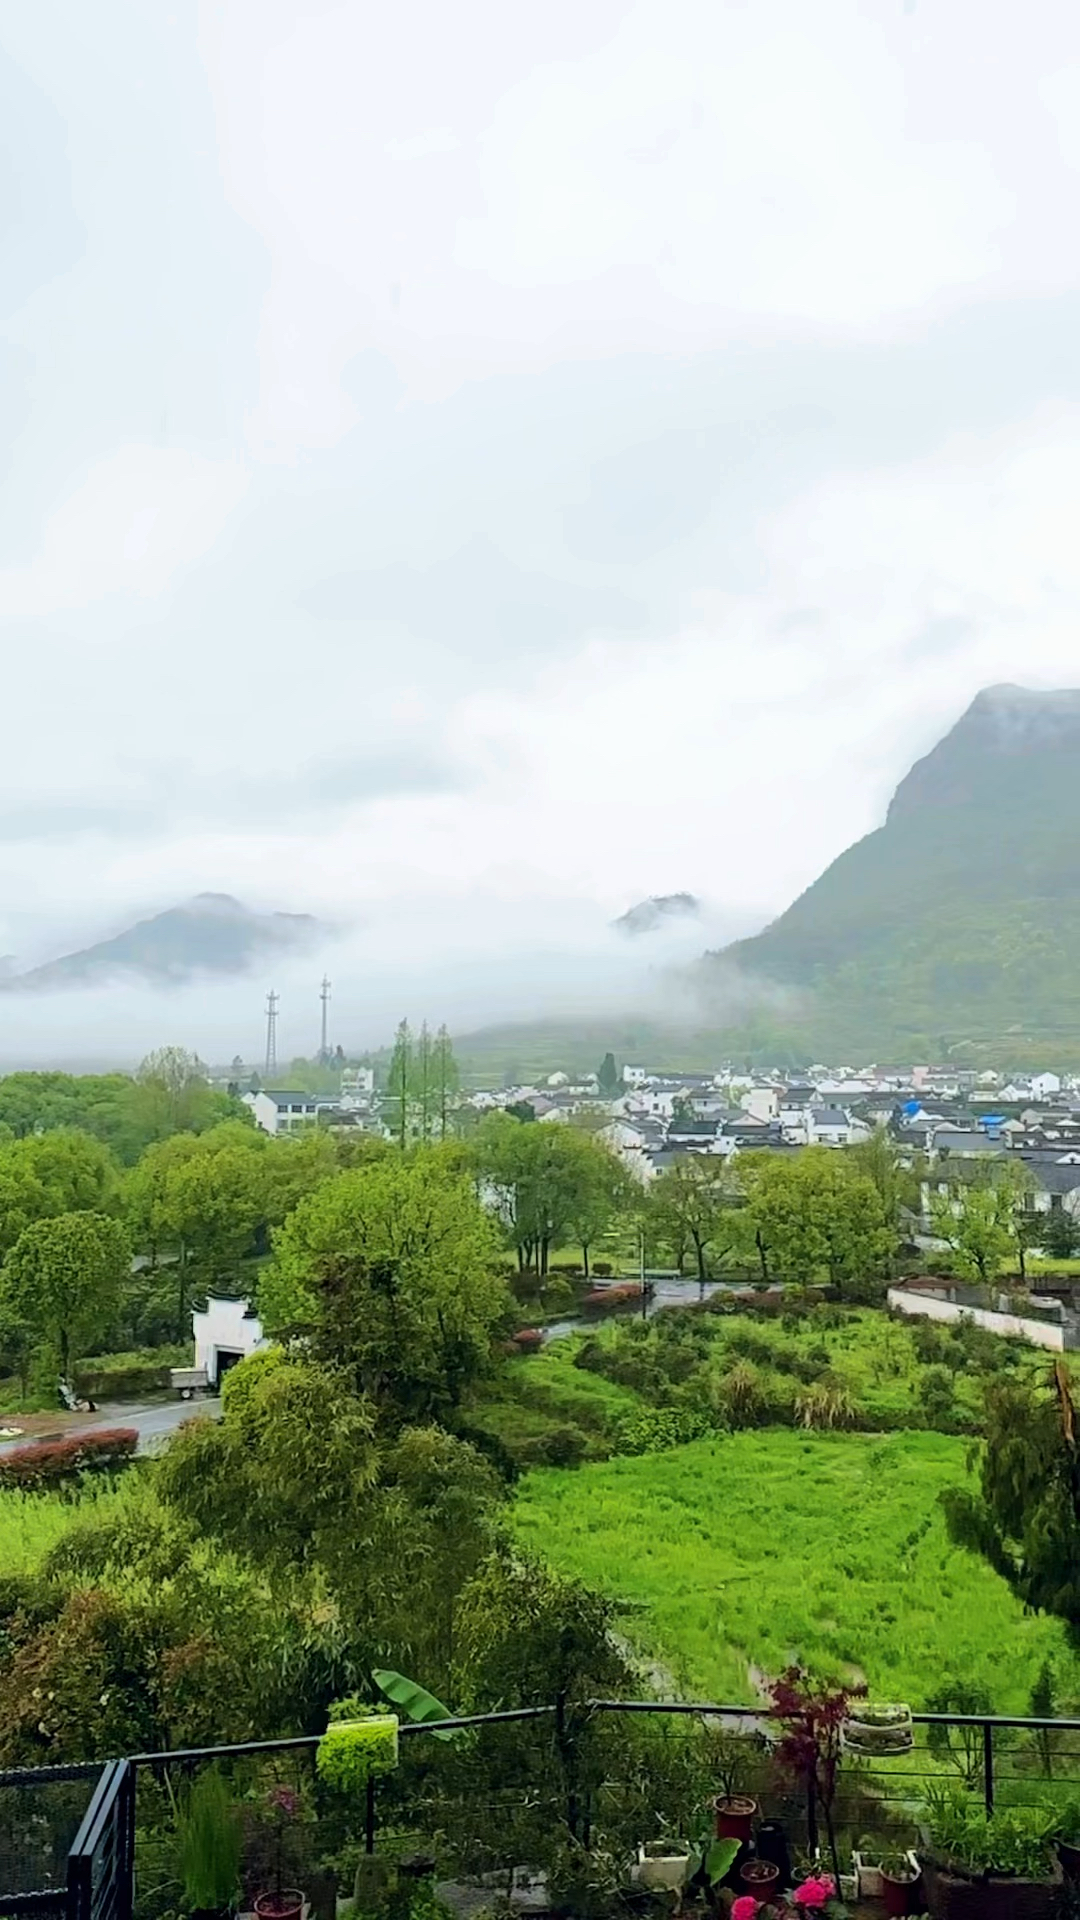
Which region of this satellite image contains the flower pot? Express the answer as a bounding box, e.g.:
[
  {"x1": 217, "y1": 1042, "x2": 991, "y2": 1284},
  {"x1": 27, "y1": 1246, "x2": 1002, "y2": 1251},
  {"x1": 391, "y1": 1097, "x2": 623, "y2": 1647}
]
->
[
  {"x1": 714, "y1": 1794, "x2": 757, "y2": 1842},
  {"x1": 1060, "y1": 1838, "x2": 1080, "y2": 1883},
  {"x1": 921, "y1": 1855, "x2": 1061, "y2": 1920},
  {"x1": 739, "y1": 1858, "x2": 779, "y2": 1895},
  {"x1": 254, "y1": 1893, "x2": 304, "y2": 1920},
  {"x1": 636, "y1": 1844, "x2": 691, "y2": 1892},
  {"x1": 881, "y1": 1863, "x2": 919, "y2": 1918}
]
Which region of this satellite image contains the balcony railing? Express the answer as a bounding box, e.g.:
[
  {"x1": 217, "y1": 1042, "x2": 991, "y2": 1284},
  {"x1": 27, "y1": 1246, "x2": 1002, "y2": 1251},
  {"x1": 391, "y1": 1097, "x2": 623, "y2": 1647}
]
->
[{"x1": 4, "y1": 1698, "x2": 1080, "y2": 1919}]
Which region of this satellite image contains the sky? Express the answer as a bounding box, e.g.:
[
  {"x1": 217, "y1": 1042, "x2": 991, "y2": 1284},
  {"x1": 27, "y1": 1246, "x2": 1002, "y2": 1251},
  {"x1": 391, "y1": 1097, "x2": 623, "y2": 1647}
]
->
[{"x1": 4, "y1": 0, "x2": 1080, "y2": 1058}]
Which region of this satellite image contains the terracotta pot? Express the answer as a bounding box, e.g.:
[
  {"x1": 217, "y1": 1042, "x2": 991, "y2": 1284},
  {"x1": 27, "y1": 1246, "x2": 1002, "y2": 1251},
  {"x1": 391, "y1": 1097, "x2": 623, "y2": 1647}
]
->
[
  {"x1": 713, "y1": 1794, "x2": 757, "y2": 1842},
  {"x1": 739, "y1": 1858, "x2": 779, "y2": 1895},
  {"x1": 254, "y1": 1892, "x2": 304, "y2": 1920}
]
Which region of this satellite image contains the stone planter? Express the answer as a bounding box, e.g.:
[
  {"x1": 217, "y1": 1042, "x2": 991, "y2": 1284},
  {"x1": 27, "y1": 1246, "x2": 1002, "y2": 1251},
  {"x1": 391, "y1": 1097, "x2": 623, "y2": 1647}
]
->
[
  {"x1": 921, "y1": 1853, "x2": 1061, "y2": 1920},
  {"x1": 636, "y1": 1845, "x2": 690, "y2": 1892},
  {"x1": 841, "y1": 1703, "x2": 913, "y2": 1756}
]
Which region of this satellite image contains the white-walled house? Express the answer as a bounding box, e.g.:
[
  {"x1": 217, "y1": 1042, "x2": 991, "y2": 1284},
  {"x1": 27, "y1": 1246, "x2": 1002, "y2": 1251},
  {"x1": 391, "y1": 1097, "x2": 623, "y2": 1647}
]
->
[
  {"x1": 1032, "y1": 1072, "x2": 1063, "y2": 1102},
  {"x1": 244, "y1": 1088, "x2": 323, "y2": 1135},
  {"x1": 192, "y1": 1295, "x2": 267, "y2": 1386},
  {"x1": 741, "y1": 1085, "x2": 780, "y2": 1122}
]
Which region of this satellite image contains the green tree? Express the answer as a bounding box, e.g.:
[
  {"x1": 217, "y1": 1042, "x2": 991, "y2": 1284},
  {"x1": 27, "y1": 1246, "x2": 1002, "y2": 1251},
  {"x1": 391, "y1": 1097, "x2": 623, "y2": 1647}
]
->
[
  {"x1": 155, "y1": 1349, "x2": 501, "y2": 1691},
  {"x1": 929, "y1": 1159, "x2": 1033, "y2": 1284},
  {"x1": 259, "y1": 1148, "x2": 510, "y2": 1420},
  {"x1": 1042, "y1": 1207, "x2": 1080, "y2": 1260},
  {"x1": 942, "y1": 1361, "x2": 1080, "y2": 1633},
  {"x1": 386, "y1": 1019, "x2": 413, "y2": 1149},
  {"x1": 740, "y1": 1148, "x2": 895, "y2": 1293},
  {"x1": 473, "y1": 1113, "x2": 623, "y2": 1276},
  {"x1": 0, "y1": 1129, "x2": 120, "y2": 1257},
  {"x1": 433, "y1": 1025, "x2": 460, "y2": 1139},
  {"x1": 597, "y1": 1053, "x2": 621, "y2": 1099},
  {"x1": 2, "y1": 1211, "x2": 130, "y2": 1375},
  {"x1": 125, "y1": 1124, "x2": 268, "y2": 1334},
  {"x1": 650, "y1": 1157, "x2": 742, "y2": 1283}
]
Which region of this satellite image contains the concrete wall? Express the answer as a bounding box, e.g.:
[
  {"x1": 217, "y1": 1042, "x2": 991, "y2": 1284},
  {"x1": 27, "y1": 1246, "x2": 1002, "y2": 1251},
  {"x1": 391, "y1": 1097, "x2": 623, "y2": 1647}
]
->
[
  {"x1": 193, "y1": 1294, "x2": 267, "y2": 1384},
  {"x1": 887, "y1": 1286, "x2": 1070, "y2": 1351}
]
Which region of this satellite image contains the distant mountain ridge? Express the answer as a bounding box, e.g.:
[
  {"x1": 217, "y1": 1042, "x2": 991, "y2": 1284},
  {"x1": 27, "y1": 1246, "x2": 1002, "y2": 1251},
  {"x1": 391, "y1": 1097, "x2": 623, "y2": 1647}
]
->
[
  {"x1": 704, "y1": 684, "x2": 1080, "y2": 1060},
  {"x1": 614, "y1": 892, "x2": 701, "y2": 935},
  {"x1": 3, "y1": 894, "x2": 320, "y2": 991}
]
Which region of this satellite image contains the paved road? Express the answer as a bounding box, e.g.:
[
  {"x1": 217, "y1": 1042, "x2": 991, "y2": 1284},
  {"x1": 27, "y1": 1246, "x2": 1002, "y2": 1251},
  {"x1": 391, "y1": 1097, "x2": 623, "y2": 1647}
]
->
[{"x1": 0, "y1": 1397, "x2": 222, "y2": 1455}]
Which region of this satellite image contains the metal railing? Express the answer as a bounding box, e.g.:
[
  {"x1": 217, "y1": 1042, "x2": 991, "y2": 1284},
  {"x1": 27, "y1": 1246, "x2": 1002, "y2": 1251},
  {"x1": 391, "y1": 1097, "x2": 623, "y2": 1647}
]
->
[{"x1": 5, "y1": 1697, "x2": 1080, "y2": 1920}]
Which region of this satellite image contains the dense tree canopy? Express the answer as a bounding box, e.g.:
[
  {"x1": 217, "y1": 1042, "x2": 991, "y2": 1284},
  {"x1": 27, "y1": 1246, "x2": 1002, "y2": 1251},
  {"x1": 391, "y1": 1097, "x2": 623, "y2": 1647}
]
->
[
  {"x1": 259, "y1": 1148, "x2": 510, "y2": 1419},
  {"x1": 473, "y1": 1113, "x2": 628, "y2": 1275},
  {"x1": 1, "y1": 1211, "x2": 131, "y2": 1374},
  {"x1": 739, "y1": 1148, "x2": 895, "y2": 1292}
]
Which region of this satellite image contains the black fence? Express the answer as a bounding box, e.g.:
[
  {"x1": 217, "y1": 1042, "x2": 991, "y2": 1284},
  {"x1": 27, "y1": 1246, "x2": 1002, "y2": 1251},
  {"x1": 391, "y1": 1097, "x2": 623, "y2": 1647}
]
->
[{"x1": 5, "y1": 1700, "x2": 1080, "y2": 1920}]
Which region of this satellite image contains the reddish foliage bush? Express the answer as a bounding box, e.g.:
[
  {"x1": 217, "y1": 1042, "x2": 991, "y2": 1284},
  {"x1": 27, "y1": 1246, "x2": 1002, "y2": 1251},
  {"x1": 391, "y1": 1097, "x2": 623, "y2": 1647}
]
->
[
  {"x1": 583, "y1": 1282, "x2": 642, "y2": 1310},
  {"x1": 513, "y1": 1328, "x2": 544, "y2": 1351},
  {"x1": 0, "y1": 1427, "x2": 138, "y2": 1490}
]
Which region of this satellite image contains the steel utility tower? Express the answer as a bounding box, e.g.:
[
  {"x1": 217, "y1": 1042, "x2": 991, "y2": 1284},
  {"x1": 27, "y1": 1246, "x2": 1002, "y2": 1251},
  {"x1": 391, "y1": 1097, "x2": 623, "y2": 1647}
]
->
[
  {"x1": 319, "y1": 976, "x2": 331, "y2": 1063},
  {"x1": 264, "y1": 989, "x2": 279, "y2": 1078}
]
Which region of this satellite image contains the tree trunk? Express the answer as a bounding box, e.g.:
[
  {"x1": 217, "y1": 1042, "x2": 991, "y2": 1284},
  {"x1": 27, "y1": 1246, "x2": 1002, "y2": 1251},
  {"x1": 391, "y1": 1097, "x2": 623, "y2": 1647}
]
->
[
  {"x1": 59, "y1": 1326, "x2": 69, "y2": 1380},
  {"x1": 756, "y1": 1229, "x2": 769, "y2": 1283},
  {"x1": 582, "y1": 1244, "x2": 590, "y2": 1280},
  {"x1": 692, "y1": 1234, "x2": 707, "y2": 1284}
]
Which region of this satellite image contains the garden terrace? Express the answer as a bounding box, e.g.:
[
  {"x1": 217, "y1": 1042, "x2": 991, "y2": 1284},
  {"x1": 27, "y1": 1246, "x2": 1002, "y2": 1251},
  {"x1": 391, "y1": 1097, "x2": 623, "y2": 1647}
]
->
[{"x1": 8, "y1": 1699, "x2": 1080, "y2": 1920}]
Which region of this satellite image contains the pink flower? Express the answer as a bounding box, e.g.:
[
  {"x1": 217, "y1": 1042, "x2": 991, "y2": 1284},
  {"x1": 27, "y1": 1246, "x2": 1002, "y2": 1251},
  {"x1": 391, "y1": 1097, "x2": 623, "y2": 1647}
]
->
[
  {"x1": 792, "y1": 1876, "x2": 835, "y2": 1908},
  {"x1": 731, "y1": 1900, "x2": 760, "y2": 1920}
]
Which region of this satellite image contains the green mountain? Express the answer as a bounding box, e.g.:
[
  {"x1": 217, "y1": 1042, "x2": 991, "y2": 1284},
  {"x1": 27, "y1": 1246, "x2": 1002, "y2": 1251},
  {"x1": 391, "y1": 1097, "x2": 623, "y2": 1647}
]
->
[
  {"x1": 705, "y1": 684, "x2": 1080, "y2": 1063},
  {"x1": 5, "y1": 894, "x2": 320, "y2": 991}
]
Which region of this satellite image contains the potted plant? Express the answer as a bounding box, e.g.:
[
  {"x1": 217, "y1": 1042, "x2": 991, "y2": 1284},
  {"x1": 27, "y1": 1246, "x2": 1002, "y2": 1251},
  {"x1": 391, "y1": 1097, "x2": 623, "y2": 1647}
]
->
[
  {"x1": 879, "y1": 1847, "x2": 921, "y2": 1918},
  {"x1": 922, "y1": 1789, "x2": 1060, "y2": 1919},
  {"x1": 711, "y1": 1729, "x2": 759, "y2": 1841},
  {"x1": 842, "y1": 1702, "x2": 913, "y2": 1756},
  {"x1": 739, "y1": 1857, "x2": 781, "y2": 1896},
  {"x1": 253, "y1": 1786, "x2": 305, "y2": 1920},
  {"x1": 177, "y1": 1768, "x2": 242, "y2": 1920},
  {"x1": 768, "y1": 1667, "x2": 857, "y2": 1888}
]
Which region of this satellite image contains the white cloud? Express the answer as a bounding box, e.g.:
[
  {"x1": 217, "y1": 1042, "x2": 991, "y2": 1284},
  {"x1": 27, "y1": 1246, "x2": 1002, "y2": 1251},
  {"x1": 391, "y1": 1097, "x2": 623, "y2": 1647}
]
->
[{"x1": 0, "y1": 448, "x2": 249, "y2": 617}]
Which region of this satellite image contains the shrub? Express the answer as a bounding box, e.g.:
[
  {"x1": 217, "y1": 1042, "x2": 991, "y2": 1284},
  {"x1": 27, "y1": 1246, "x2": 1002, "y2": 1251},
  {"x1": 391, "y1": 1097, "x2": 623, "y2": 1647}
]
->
[
  {"x1": 592, "y1": 1261, "x2": 613, "y2": 1277},
  {"x1": 73, "y1": 1358, "x2": 173, "y2": 1399},
  {"x1": 317, "y1": 1705, "x2": 399, "y2": 1791},
  {"x1": 516, "y1": 1425, "x2": 590, "y2": 1468},
  {"x1": 0, "y1": 1428, "x2": 138, "y2": 1491},
  {"x1": 612, "y1": 1407, "x2": 715, "y2": 1455}
]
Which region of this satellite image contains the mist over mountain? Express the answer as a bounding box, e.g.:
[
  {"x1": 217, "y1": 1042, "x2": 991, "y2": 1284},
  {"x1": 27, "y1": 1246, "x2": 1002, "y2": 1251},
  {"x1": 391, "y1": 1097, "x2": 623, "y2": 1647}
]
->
[
  {"x1": 705, "y1": 684, "x2": 1080, "y2": 1061},
  {"x1": 1, "y1": 895, "x2": 321, "y2": 993},
  {"x1": 614, "y1": 893, "x2": 701, "y2": 936}
]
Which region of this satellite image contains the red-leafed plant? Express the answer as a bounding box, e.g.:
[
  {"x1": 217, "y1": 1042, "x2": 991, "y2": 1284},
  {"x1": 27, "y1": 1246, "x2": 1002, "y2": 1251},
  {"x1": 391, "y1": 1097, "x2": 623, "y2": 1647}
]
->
[
  {"x1": 0, "y1": 1427, "x2": 138, "y2": 1491},
  {"x1": 768, "y1": 1666, "x2": 864, "y2": 1888}
]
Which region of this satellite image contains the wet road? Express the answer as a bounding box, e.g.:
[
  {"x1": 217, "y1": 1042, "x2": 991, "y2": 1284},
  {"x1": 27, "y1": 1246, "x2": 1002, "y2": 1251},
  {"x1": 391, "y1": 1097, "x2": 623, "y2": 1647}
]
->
[{"x1": 0, "y1": 1397, "x2": 222, "y2": 1455}]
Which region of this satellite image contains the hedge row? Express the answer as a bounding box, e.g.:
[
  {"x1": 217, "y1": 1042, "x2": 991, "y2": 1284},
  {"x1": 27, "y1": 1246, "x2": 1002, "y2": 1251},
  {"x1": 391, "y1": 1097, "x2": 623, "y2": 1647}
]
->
[
  {"x1": 0, "y1": 1427, "x2": 139, "y2": 1490},
  {"x1": 72, "y1": 1358, "x2": 173, "y2": 1399}
]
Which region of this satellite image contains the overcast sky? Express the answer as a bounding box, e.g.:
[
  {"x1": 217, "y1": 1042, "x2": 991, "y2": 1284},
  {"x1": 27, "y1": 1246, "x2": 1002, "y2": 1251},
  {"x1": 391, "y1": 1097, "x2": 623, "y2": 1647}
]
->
[{"x1": 4, "y1": 0, "x2": 1080, "y2": 1052}]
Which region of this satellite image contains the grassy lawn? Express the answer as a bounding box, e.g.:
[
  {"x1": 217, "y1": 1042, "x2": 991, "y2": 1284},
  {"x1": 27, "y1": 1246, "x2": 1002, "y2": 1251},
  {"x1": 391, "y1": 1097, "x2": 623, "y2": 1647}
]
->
[{"x1": 513, "y1": 1427, "x2": 1077, "y2": 1712}]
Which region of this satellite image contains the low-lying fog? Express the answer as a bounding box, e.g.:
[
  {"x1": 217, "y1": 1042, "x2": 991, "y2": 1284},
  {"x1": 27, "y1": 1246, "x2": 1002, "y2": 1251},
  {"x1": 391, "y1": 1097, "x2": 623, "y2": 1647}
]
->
[{"x1": 0, "y1": 891, "x2": 768, "y2": 1071}]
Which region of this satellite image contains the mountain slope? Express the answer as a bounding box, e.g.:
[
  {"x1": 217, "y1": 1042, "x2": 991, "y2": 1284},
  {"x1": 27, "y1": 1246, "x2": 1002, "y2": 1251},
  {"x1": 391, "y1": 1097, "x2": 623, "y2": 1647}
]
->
[
  {"x1": 706, "y1": 685, "x2": 1080, "y2": 1060},
  {"x1": 5, "y1": 894, "x2": 320, "y2": 991}
]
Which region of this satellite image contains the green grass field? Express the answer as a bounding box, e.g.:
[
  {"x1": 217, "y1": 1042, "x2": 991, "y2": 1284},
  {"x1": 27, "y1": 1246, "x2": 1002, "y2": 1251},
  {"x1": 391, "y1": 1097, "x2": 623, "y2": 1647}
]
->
[
  {"x1": 0, "y1": 1480, "x2": 136, "y2": 1574},
  {"x1": 513, "y1": 1428, "x2": 1078, "y2": 1712}
]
